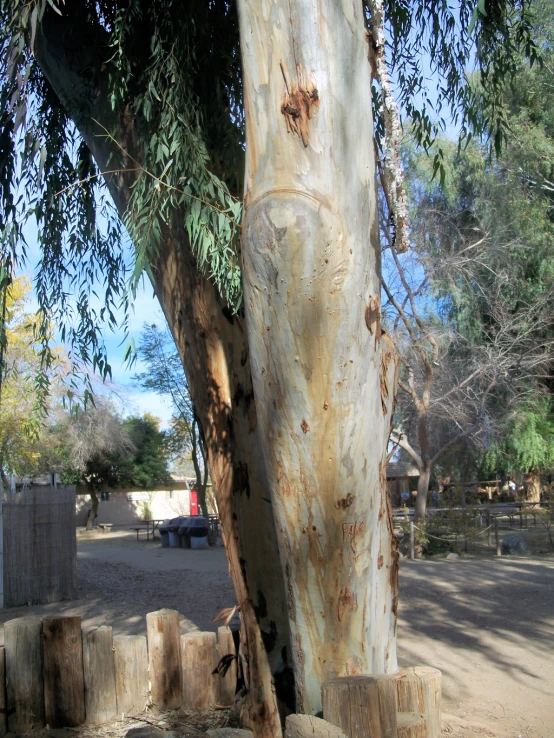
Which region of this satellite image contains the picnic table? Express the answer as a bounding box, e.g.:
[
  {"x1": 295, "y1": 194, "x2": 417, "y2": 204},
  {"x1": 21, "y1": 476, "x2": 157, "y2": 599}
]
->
[{"x1": 141, "y1": 519, "x2": 165, "y2": 540}]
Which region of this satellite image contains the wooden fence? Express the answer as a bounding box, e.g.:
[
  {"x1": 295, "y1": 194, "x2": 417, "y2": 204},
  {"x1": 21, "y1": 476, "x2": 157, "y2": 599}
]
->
[
  {"x1": 0, "y1": 610, "x2": 238, "y2": 733},
  {"x1": 3, "y1": 487, "x2": 77, "y2": 607}
]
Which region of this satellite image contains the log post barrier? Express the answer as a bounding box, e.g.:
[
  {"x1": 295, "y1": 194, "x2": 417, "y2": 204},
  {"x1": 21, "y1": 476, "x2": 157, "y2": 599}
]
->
[
  {"x1": 2, "y1": 611, "x2": 238, "y2": 732},
  {"x1": 321, "y1": 666, "x2": 442, "y2": 738},
  {"x1": 2, "y1": 610, "x2": 440, "y2": 737}
]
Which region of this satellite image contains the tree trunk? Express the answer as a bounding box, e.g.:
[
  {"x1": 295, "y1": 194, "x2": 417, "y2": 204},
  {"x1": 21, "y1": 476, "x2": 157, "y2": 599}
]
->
[
  {"x1": 35, "y1": 14, "x2": 292, "y2": 737},
  {"x1": 524, "y1": 470, "x2": 541, "y2": 503},
  {"x1": 414, "y1": 468, "x2": 431, "y2": 524},
  {"x1": 191, "y1": 422, "x2": 208, "y2": 518},
  {"x1": 238, "y1": 0, "x2": 398, "y2": 714},
  {"x1": 85, "y1": 489, "x2": 99, "y2": 531}
]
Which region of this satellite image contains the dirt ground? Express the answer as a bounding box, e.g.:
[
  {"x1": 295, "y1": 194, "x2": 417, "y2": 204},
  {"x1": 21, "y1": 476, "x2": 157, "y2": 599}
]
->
[{"x1": 1, "y1": 528, "x2": 553, "y2": 738}]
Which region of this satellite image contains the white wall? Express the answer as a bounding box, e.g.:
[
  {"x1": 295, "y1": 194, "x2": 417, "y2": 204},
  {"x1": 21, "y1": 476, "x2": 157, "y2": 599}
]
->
[{"x1": 76, "y1": 488, "x2": 191, "y2": 526}]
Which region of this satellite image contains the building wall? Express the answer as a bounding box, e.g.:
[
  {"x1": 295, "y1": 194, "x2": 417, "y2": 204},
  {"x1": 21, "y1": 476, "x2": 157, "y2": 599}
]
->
[{"x1": 75, "y1": 487, "x2": 192, "y2": 526}]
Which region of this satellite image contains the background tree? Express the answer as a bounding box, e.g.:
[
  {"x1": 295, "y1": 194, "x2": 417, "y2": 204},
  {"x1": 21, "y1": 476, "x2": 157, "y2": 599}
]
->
[
  {"x1": 484, "y1": 397, "x2": 554, "y2": 501},
  {"x1": 0, "y1": 0, "x2": 538, "y2": 731},
  {"x1": 383, "y1": 155, "x2": 554, "y2": 519},
  {"x1": 38, "y1": 405, "x2": 170, "y2": 528},
  {"x1": 134, "y1": 323, "x2": 210, "y2": 516},
  {"x1": 388, "y1": 8, "x2": 554, "y2": 508},
  {"x1": 0, "y1": 276, "x2": 67, "y2": 484}
]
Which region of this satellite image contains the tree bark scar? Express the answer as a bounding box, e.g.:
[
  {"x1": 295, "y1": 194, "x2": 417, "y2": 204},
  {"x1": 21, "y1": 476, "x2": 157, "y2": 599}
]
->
[
  {"x1": 380, "y1": 346, "x2": 393, "y2": 414},
  {"x1": 335, "y1": 492, "x2": 355, "y2": 509},
  {"x1": 300, "y1": 418, "x2": 310, "y2": 433},
  {"x1": 280, "y1": 61, "x2": 319, "y2": 147},
  {"x1": 383, "y1": 469, "x2": 400, "y2": 617},
  {"x1": 337, "y1": 586, "x2": 358, "y2": 622},
  {"x1": 365, "y1": 295, "x2": 382, "y2": 338}
]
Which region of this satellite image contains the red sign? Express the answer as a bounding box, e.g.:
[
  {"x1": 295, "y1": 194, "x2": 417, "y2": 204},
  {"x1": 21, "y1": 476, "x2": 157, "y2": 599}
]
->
[{"x1": 190, "y1": 489, "x2": 198, "y2": 516}]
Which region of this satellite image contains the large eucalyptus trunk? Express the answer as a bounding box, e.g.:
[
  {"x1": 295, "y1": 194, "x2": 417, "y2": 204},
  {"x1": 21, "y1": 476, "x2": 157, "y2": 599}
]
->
[
  {"x1": 238, "y1": 0, "x2": 398, "y2": 714},
  {"x1": 35, "y1": 13, "x2": 291, "y2": 737},
  {"x1": 35, "y1": 0, "x2": 400, "y2": 728}
]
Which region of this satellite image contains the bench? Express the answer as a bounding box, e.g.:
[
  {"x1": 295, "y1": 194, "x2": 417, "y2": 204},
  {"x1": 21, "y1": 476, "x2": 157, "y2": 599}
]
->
[{"x1": 98, "y1": 523, "x2": 113, "y2": 533}]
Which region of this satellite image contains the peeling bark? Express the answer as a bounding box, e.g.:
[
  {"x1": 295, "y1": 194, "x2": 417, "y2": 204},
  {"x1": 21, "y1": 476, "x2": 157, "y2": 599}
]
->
[{"x1": 238, "y1": 0, "x2": 398, "y2": 714}]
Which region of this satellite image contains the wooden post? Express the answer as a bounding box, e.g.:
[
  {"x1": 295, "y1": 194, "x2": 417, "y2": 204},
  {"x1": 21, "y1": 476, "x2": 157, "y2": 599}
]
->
[
  {"x1": 146, "y1": 609, "x2": 182, "y2": 710},
  {"x1": 113, "y1": 635, "x2": 149, "y2": 717},
  {"x1": 322, "y1": 675, "x2": 397, "y2": 738},
  {"x1": 285, "y1": 714, "x2": 348, "y2": 738},
  {"x1": 397, "y1": 713, "x2": 426, "y2": 738},
  {"x1": 395, "y1": 666, "x2": 441, "y2": 738},
  {"x1": 83, "y1": 626, "x2": 117, "y2": 724},
  {"x1": 43, "y1": 617, "x2": 85, "y2": 728},
  {"x1": 495, "y1": 518, "x2": 501, "y2": 556},
  {"x1": 487, "y1": 511, "x2": 492, "y2": 546},
  {"x1": 410, "y1": 522, "x2": 415, "y2": 560},
  {"x1": 5, "y1": 617, "x2": 45, "y2": 732},
  {"x1": 181, "y1": 631, "x2": 218, "y2": 709},
  {"x1": 0, "y1": 646, "x2": 6, "y2": 736},
  {"x1": 217, "y1": 626, "x2": 237, "y2": 706}
]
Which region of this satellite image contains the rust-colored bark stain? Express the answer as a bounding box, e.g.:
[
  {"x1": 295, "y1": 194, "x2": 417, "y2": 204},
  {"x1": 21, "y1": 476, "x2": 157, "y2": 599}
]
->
[
  {"x1": 377, "y1": 554, "x2": 384, "y2": 569},
  {"x1": 323, "y1": 399, "x2": 329, "y2": 410},
  {"x1": 300, "y1": 418, "x2": 310, "y2": 434},
  {"x1": 380, "y1": 346, "x2": 393, "y2": 414},
  {"x1": 335, "y1": 492, "x2": 355, "y2": 509},
  {"x1": 365, "y1": 295, "x2": 381, "y2": 338},
  {"x1": 280, "y1": 61, "x2": 319, "y2": 147},
  {"x1": 337, "y1": 586, "x2": 358, "y2": 622},
  {"x1": 384, "y1": 474, "x2": 400, "y2": 617}
]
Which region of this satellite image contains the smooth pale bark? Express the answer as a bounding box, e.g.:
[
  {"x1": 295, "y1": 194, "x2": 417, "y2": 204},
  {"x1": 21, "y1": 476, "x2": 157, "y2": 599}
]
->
[
  {"x1": 238, "y1": 0, "x2": 398, "y2": 713},
  {"x1": 35, "y1": 9, "x2": 291, "y2": 736}
]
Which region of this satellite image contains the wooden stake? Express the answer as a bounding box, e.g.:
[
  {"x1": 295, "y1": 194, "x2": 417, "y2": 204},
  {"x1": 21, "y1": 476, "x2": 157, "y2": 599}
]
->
[
  {"x1": 43, "y1": 616, "x2": 85, "y2": 728},
  {"x1": 0, "y1": 646, "x2": 7, "y2": 736},
  {"x1": 5, "y1": 617, "x2": 44, "y2": 732},
  {"x1": 146, "y1": 609, "x2": 182, "y2": 710},
  {"x1": 397, "y1": 712, "x2": 426, "y2": 738},
  {"x1": 495, "y1": 518, "x2": 501, "y2": 556},
  {"x1": 217, "y1": 626, "x2": 237, "y2": 705},
  {"x1": 181, "y1": 631, "x2": 218, "y2": 709},
  {"x1": 410, "y1": 522, "x2": 415, "y2": 560},
  {"x1": 322, "y1": 675, "x2": 397, "y2": 738},
  {"x1": 83, "y1": 626, "x2": 117, "y2": 724},
  {"x1": 395, "y1": 666, "x2": 441, "y2": 738},
  {"x1": 113, "y1": 635, "x2": 149, "y2": 717}
]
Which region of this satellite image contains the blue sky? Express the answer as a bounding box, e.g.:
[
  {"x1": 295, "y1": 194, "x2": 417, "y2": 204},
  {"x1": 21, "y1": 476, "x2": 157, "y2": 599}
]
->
[{"x1": 18, "y1": 220, "x2": 175, "y2": 427}]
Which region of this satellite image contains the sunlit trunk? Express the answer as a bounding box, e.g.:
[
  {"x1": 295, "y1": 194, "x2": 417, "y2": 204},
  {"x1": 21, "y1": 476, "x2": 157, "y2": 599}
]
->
[
  {"x1": 238, "y1": 0, "x2": 398, "y2": 714},
  {"x1": 524, "y1": 470, "x2": 541, "y2": 503}
]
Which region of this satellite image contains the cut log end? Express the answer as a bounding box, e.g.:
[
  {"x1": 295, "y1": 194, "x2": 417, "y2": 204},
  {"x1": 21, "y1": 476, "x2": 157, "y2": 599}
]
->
[
  {"x1": 285, "y1": 714, "x2": 348, "y2": 738},
  {"x1": 322, "y1": 674, "x2": 397, "y2": 738}
]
